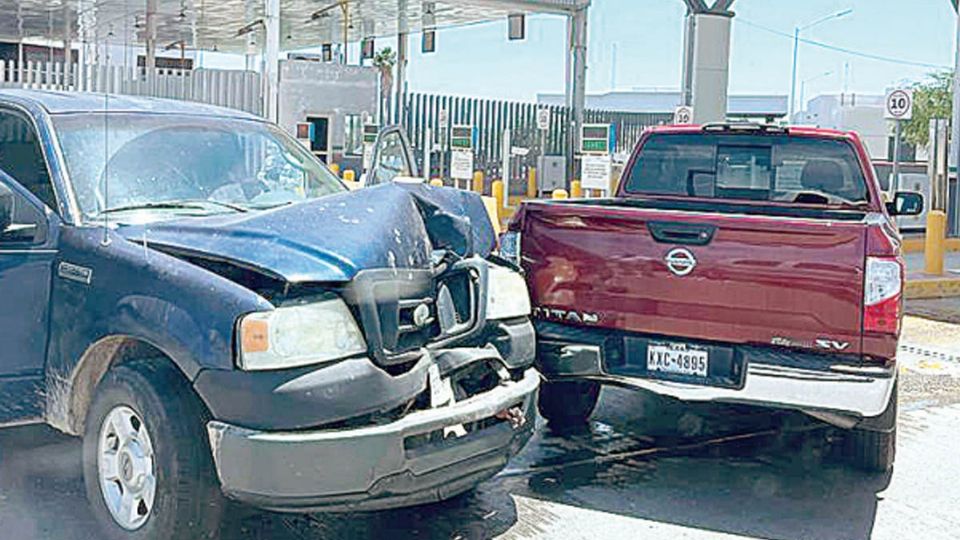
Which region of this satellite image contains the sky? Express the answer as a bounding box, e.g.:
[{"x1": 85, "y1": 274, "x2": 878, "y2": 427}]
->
[
  {"x1": 192, "y1": 0, "x2": 959, "y2": 108},
  {"x1": 392, "y1": 0, "x2": 958, "y2": 105}
]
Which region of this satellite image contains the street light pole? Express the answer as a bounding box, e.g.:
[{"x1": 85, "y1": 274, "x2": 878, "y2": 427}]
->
[
  {"x1": 788, "y1": 8, "x2": 852, "y2": 121},
  {"x1": 790, "y1": 27, "x2": 799, "y2": 120},
  {"x1": 799, "y1": 70, "x2": 832, "y2": 121}
]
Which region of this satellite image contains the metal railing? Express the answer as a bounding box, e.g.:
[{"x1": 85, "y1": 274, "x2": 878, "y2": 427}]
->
[{"x1": 0, "y1": 61, "x2": 263, "y2": 116}]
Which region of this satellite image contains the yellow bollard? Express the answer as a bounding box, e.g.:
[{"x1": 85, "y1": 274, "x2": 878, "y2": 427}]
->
[
  {"x1": 343, "y1": 169, "x2": 356, "y2": 182},
  {"x1": 527, "y1": 168, "x2": 538, "y2": 198},
  {"x1": 492, "y1": 180, "x2": 506, "y2": 222},
  {"x1": 429, "y1": 178, "x2": 443, "y2": 187},
  {"x1": 571, "y1": 180, "x2": 583, "y2": 198},
  {"x1": 925, "y1": 210, "x2": 947, "y2": 275},
  {"x1": 492, "y1": 180, "x2": 505, "y2": 208},
  {"x1": 552, "y1": 189, "x2": 569, "y2": 200},
  {"x1": 472, "y1": 171, "x2": 485, "y2": 193},
  {"x1": 328, "y1": 163, "x2": 341, "y2": 176}
]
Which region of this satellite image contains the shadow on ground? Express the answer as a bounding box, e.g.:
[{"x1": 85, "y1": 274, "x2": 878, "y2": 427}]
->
[{"x1": 505, "y1": 388, "x2": 892, "y2": 540}]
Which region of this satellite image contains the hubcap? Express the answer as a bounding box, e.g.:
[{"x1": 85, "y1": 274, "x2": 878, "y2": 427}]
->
[{"x1": 98, "y1": 405, "x2": 156, "y2": 530}]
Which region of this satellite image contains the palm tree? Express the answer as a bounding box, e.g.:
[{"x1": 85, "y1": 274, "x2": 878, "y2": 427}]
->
[{"x1": 373, "y1": 47, "x2": 397, "y2": 122}]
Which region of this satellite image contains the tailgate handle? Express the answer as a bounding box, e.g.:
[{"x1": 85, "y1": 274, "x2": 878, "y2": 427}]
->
[{"x1": 647, "y1": 221, "x2": 717, "y2": 246}]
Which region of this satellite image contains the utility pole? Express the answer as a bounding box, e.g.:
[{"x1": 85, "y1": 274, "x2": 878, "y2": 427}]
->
[{"x1": 951, "y1": 0, "x2": 960, "y2": 195}]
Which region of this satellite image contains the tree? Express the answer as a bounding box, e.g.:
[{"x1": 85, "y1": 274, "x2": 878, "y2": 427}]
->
[
  {"x1": 903, "y1": 71, "x2": 953, "y2": 148},
  {"x1": 373, "y1": 48, "x2": 397, "y2": 120}
]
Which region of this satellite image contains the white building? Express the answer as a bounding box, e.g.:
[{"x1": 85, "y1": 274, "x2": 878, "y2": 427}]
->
[{"x1": 794, "y1": 94, "x2": 913, "y2": 161}]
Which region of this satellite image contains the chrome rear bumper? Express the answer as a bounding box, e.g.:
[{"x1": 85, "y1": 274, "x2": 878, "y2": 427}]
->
[{"x1": 541, "y1": 343, "x2": 896, "y2": 419}]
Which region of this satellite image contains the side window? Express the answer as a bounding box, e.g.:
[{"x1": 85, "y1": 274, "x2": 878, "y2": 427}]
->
[
  {"x1": 373, "y1": 131, "x2": 412, "y2": 184},
  {"x1": 0, "y1": 111, "x2": 57, "y2": 211},
  {"x1": 0, "y1": 180, "x2": 46, "y2": 245}
]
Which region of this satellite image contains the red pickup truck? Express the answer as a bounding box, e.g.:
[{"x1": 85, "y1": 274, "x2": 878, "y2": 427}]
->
[{"x1": 502, "y1": 124, "x2": 922, "y2": 472}]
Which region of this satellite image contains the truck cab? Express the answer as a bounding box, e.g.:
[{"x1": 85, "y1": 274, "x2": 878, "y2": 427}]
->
[{"x1": 0, "y1": 89, "x2": 539, "y2": 540}]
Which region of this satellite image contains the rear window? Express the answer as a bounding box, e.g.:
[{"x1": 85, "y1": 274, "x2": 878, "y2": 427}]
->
[{"x1": 623, "y1": 133, "x2": 869, "y2": 206}]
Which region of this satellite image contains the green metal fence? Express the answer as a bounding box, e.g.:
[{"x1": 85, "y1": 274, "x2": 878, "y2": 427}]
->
[{"x1": 392, "y1": 92, "x2": 671, "y2": 182}]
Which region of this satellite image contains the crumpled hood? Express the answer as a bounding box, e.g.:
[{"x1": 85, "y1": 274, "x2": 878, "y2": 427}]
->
[{"x1": 117, "y1": 183, "x2": 496, "y2": 283}]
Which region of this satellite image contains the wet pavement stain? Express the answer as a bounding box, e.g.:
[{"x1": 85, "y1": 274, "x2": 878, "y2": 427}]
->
[{"x1": 1, "y1": 371, "x2": 959, "y2": 539}]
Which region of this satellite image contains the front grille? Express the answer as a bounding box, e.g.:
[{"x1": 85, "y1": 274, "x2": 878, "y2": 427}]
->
[{"x1": 344, "y1": 258, "x2": 487, "y2": 368}]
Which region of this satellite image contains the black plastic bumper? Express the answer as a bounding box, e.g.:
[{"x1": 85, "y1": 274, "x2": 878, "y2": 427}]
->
[{"x1": 193, "y1": 319, "x2": 535, "y2": 431}]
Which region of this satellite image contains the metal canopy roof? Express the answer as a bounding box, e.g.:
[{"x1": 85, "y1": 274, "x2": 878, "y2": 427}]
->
[{"x1": 0, "y1": 0, "x2": 588, "y2": 53}]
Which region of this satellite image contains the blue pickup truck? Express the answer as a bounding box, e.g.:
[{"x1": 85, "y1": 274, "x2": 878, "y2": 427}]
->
[{"x1": 0, "y1": 90, "x2": 539, "y2": 540}]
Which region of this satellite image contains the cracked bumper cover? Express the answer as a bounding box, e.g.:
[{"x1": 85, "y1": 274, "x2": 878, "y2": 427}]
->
[{"x1": 206, "y1": 366, "x2": 539, "y2": 512}]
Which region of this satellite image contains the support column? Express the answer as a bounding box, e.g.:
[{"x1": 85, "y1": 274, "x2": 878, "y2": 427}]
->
[
  {"x1": 395, "y1": 33, "x2": 408, "y2": 125},
  {"x1": 144, "y1": 0, "x2": 157, "y2": 70},
  {"x1": 689, "y1": 12, "x2": 732, "y2": 123},
  {"x1": 263, "y1": 0, "x2": 281, "y2": 122},
  {"x1": 951, "y1": 9, "x2": 960, "y2": 195},
  {"x1": 681, "y1": 1, "x2": 735, "y2": 123},
  {"x1": 63, "y1": 4, "x2": 73, "y2": 87},
  {"x1": 395, "y1": 0, "x2": 409, "y2": 125},
  {"x1": 566, "y1": 5, "x2": 588, "y2": 186},
  {"x1": 244, "y1": 0, "x2": 258, "y2": 71},
  {"x1": 680, "y1": 10, "x2": 695, "y2": 107}
]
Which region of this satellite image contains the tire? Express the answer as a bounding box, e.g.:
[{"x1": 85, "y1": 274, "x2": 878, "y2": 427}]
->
[
  {"x1": 82, "y1": 359, "x2": 224, "y2": 540},
  {"x1": 845, "y1": 382, "x2": 897, "y2": 473},
  {"x1": 537, "y1": 380, "x2": 601, "y2": 427}
]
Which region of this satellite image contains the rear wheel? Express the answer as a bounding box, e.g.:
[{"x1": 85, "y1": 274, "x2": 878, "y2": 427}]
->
[
  {"x1": 83, "y1": 359, "x2": 224, "y2": 540},
  {"x1": 845, "y1": 382, "x2": 897, "y2": 473},
  {"x1": 538, "y1": 380, "x2": 601, "y2": 427}
]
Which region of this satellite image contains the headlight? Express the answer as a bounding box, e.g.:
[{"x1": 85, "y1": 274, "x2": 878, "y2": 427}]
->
[
  {"x1": 498, "y1": 231, "x2": 521, "y2": 267},
  {"x1": 238, "y1": 297, "x2": 366, "y2": 371},
  {"x1": 486, "y1": 263, "x2": 531, "y2": 320}
]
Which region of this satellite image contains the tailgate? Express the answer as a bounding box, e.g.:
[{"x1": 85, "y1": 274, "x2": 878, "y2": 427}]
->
[{"x1": 521, "y1": 202, "x2": 867, "y2": 356}]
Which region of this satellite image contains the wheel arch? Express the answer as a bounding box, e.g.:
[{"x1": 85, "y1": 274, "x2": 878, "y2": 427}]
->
[{"x1": 46, "y1": 335, "x2": 199, "y2": 436}]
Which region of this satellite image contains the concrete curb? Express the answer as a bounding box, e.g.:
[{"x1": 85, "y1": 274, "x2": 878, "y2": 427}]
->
[
  {"x1": 902, "y1": 237, "x2": 960, "y2": 254},
  {"x1": 906, "y1": 274, "x2": 960, "y2": 299}
]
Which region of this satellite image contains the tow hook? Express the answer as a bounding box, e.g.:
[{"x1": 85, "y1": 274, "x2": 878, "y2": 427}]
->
[{"x1": 496, "y1": 406, "x2": 526, "y2": 429}]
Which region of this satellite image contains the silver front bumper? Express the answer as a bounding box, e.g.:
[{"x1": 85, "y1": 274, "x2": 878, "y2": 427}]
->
[{"x1": 205, "y1": 367, "x2": 539, "y2": 512}]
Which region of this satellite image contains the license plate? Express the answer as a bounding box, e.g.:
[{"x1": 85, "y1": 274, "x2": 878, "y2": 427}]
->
[{"x1": 647, "y1": 342, "x2": 709, "y2": 377}]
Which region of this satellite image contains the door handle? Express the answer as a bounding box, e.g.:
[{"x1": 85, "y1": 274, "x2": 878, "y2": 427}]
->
[{"x1": 647, "y1": 221, "x2": 717, "y2": 246}]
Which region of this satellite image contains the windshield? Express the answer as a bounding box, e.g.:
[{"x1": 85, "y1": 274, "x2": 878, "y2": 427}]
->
[
  {"x1": 52, "y1": 113, "x2": 346, "y2": 221},
  {"x1": 624, "y1": 133, "x2": 870, "y2": 207}
]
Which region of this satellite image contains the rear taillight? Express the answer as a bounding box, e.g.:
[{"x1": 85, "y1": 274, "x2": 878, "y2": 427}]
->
[{"x1": 864, "y1": 256, "x2": 902, "y2": 335}]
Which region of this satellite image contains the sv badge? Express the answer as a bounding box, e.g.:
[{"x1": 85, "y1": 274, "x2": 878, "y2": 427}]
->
[{"x1": 815, "y1": 339, "x2": 851, "y2": 351}]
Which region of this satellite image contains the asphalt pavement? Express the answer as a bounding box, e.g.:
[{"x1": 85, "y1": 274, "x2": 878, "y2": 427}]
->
[{"x1": 1, "y1": 314, "x2": 959, "y2": 540}]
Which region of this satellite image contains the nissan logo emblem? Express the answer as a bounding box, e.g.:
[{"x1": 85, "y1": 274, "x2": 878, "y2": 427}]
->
[{"x1": 665, "y1": 248, "x2": 697, "y2": 276}]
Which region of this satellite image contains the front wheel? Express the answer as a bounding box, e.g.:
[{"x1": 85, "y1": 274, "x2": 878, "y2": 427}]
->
[
  {"x1": 83, "y1": 360, "x2": 225, "y2": 540},
  {"x1": 537, "y1": 380, "x2": 601, "y2": 427}
]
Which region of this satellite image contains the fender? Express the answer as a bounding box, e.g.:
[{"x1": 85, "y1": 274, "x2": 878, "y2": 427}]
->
[{"x1": 44, "y1": 226, "x2": 271, "y2": 434}]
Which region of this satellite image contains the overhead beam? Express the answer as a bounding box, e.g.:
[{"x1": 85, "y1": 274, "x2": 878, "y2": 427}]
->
[{"x1": 467, "y1": 0, "x2": 590, "y2": 16}]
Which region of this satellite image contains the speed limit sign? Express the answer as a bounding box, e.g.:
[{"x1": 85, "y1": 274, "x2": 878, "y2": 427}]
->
[
  {"x1": 673, "y1": 105, "x2": 694, "y2": 125},
  {"x1": 885, "y1": 89, "x2": 914, "y2": 121}
]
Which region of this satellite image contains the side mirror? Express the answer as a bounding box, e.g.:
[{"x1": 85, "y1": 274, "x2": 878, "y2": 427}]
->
[{"x1": 886, "y1": 191, "x2": 924, "y2": 217}]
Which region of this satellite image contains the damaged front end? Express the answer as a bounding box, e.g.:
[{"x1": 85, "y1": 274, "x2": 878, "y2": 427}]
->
[{"x1": 165, "y1": 184, "x2": 539, "y2": 511}]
